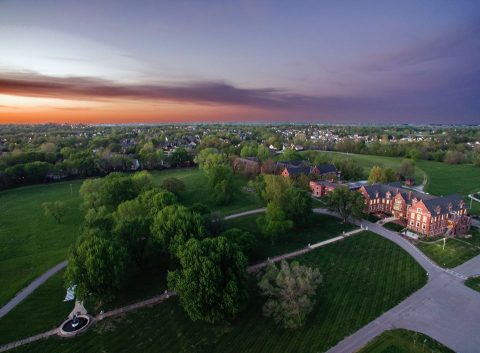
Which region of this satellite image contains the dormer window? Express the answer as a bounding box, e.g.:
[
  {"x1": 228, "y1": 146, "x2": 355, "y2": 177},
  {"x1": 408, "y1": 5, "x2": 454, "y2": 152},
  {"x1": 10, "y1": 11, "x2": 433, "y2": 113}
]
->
[{"x1": 386, "y1": 192, "x2": 391, "y2": 199}]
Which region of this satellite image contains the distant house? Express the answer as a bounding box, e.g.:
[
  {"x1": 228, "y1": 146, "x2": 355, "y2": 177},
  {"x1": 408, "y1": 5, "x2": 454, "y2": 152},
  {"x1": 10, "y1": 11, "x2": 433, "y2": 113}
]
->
[{"x1": 233, "y1": 157, "x2": 260, "y2": 177}]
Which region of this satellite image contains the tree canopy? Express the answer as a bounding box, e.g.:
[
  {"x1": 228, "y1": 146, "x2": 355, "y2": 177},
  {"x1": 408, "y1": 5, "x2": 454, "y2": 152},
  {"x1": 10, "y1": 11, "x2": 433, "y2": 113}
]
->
[
  {"x1": 168, "y1": 237, "x2": 249, "y2": 323},
  {"x1": 258, "y1": 260, "x2": 322, "y2": 329}
]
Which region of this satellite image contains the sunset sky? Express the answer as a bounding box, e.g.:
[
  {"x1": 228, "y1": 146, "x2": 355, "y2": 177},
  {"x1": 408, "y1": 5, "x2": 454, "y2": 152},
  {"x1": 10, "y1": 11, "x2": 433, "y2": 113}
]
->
[{"x1": 0, "y1": 0, "x2": 479, "y2": 124}]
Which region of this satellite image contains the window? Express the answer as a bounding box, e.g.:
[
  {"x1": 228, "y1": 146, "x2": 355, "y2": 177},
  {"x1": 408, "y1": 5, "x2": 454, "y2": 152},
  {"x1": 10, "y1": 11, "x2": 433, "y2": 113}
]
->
[
  {"x1": 417, "y1": 208, "x2": 422, "y2": 213},
  {"x1": 422, "y1": 224, "x2": 426, "y2": 229},
  {"x1": 416, "y1": 222, "x2": 420, "y2": 227},
  {"x1": 410, "y1": 220, "x2": 414, "y2": 225}
]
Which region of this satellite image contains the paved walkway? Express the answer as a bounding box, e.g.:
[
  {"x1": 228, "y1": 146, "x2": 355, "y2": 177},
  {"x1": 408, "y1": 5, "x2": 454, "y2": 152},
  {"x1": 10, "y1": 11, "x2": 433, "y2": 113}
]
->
[
  {"x1": 223, "y1": 208, "x2": 266, "y2": 220},
  {"x1": 0, "y1": 261, "x2": 67, "y2": 319},
  {"x1": 248, "y1": 228, "x2": 364, "y2": 273}
]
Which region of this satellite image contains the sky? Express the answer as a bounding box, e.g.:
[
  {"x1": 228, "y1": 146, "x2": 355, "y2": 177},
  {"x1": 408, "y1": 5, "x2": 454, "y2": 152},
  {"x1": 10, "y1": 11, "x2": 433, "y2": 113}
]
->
[{"x1": 0, "y1": 0, "x2": 479, "y2": 124}]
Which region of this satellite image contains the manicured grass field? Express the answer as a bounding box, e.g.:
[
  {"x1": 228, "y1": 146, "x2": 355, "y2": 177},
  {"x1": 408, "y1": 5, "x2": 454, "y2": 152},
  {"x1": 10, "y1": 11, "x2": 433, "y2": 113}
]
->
[
  {"x1": 308, "y1": 151, "x2": 426, "y2": 183},
  {"x1": 0, "y1": 181, "x2": 83, "y2": 308},
  {"x1": 383, "y1": 222, "x2": 405, "y2": 232},
  {"x1": 225, "y1": 213, "x2": 355, "y2": 262},
  {"x1": 0, "y1": 270, "x2": 71, "y2": 346},
  {"x1": 416, "y1": 229, "x2": 480, "y2": 268},
  {"x1": 465, "y1": 276, "x2": 480, "y2": 292},
  {"x1": 150, "y1": 168, "x2": 262, "y2": 215},
  {"x1": 358, "y1": 329, "x2": 453, "y2": 353},
  {"x1": 0, "y1": 168, "x2": 259, "y2": 309},
  {"x1": 10, "y1": 232, "x2": 427, "y2": 353}
]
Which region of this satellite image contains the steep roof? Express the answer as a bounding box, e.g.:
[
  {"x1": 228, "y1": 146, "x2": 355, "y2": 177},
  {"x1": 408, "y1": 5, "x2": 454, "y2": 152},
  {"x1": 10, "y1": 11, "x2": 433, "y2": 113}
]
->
[
  {"x1": 316, "y1": 164, "x2": 337, "y2": 174},
  {"x1": 421, "y1": 194, "x2": 465, "y2": 214},
  {"x1": 361, "y1": 184, "x2": 433, "y2": 202},
  {"x1": 285, "y1": 165, "x2": 311, "y2": 176}
]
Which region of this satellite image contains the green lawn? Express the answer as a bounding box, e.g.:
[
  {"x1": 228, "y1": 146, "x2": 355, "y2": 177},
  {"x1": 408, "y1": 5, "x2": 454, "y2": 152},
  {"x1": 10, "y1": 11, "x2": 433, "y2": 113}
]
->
[
  {"x1": 0, "y1": 168, "x2": 259, "y2": 309},
  {"x1": 150, "y1": 168, "x2": 262, "y2": 215},
  {"x1": 0, "y1": 181, "x2": 84, "y2": 308},
  {"x1": 10, "y1": 232, "x2": 427, "y2": 353},
  {"x1": 358, "y1": 329, "x2": 453, "y2": 353},
  {"x1": 225, "y1": 213, "x2": 355, "y2": 262},
  {"x1": 416, "y1": 229, "x2": 480, "y2": 268},
  {"x1": 383, "y1": 222, "x2": 405, "y2": 232},
  {"x1": 307, "y1": 151, "x2": 426, "y2": 183},
  {"x1": 0, "y1": 270, "x2": 72, "y2": 346},
  {"x1": 465, "y1": 276, "x2": 480, "y2": 292}
]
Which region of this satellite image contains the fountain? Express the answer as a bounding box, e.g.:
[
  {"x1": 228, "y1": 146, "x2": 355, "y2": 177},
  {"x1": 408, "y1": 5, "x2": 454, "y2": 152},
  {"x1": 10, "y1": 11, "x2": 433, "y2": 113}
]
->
[{"x1": 59, "y1": 313, "x2": 91, "y2": 337}]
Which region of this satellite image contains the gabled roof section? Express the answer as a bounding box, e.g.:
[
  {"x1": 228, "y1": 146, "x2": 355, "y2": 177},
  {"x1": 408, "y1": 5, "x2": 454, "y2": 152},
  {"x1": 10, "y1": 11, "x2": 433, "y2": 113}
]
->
[
  {"x1": 316, "y1": 164, "x2": 337, "y2": 174},
  {"x1": 422, "y1": 194, "x2": 466, "y2": 214}
]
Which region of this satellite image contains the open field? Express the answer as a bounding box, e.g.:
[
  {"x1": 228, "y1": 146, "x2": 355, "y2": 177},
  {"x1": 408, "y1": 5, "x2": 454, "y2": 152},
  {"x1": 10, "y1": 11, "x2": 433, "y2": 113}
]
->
[
  {"x1": 0, "y1": 181, "x2": 83, "y2": 308},
  {"x1": 225, "y1": 213, "x2": 355, "y2": 262},
  {"x1": 150, "y1": 168, "x2": 262, "y2": 215},
  {"x1": 416, "y1": 228, "x2": 480, "y2": 268},
  {"x1": 0, "y1": 168, "x2": 259, "y2": 308},
  {"x1": 358, "y1": 329, "x2": 453, "y2": 353},
  {"x1": 9, "y1": 232, "x2": 427, "y2": 353},
  {"x1": 307, "y1": 151, "x2": 426, "y2": 182}
]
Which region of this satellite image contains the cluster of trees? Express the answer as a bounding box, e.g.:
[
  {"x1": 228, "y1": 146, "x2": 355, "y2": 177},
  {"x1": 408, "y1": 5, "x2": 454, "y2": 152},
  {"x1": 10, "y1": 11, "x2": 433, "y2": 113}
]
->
[
  {"x1": 253, "y1": 175, "x2": 312, "y2": 243},
  {"x1": 65, "y1": 171, "x2": 251, "y2": 323},
  {"x1": 334, "y1": 138, "x2": 480, "y2": 166},
  {"x1": 367, "y1": 159, "x2": 416, "y2": 185}
]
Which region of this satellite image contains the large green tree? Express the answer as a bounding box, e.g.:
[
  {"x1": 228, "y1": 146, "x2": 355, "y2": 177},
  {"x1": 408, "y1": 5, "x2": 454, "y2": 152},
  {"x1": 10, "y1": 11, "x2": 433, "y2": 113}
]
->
[
  {"x1": 258, "y1": 260, "x2": 322, "y2": 329},
  {"x1": 368, "y1": 166, "x2": 384, "y2": 184},
  {"x1": 258, "y1": 202, "x2": 293, "y2": 243},
  {"x1": 42, "y1": 201, "x2": 67, "y2": 223},
  {"x1": 151, "y1": 204, "x2": 205, "y2": 255},
  {"x1": 65, "y1": 229, "x2": 128, "y2": 303},
  {"x1": 168, "y1": 237, "x2": 249, "y2": 323},
  {"x1": 324, "y1": 186, "x2": 365, "y2": 223},
  {"x1": 114, "y1": 198, "x2": 151, "y2": 266}
]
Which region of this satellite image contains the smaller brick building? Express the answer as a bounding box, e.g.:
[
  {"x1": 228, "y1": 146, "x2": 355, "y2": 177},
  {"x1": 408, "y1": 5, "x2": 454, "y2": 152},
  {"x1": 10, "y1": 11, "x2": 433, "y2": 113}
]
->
[{"x1": 309, "y1": 180, "x2": 341, "y2": 197}]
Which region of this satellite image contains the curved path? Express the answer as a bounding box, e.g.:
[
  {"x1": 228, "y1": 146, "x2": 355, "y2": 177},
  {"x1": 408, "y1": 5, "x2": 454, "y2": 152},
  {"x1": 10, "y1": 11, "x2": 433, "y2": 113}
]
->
[
  {"x1": 0, "y1": 261, "x2": 67, "y2": 319},
  {"x1": 320, "y1": 214, "x2": 480, "y2": 353}
]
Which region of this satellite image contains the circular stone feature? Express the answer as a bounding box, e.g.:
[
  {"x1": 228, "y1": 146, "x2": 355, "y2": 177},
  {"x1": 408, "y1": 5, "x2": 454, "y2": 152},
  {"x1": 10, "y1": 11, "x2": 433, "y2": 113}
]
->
[{"x1": 59, "y1": 315, "x2": 91, "y2": 337}]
